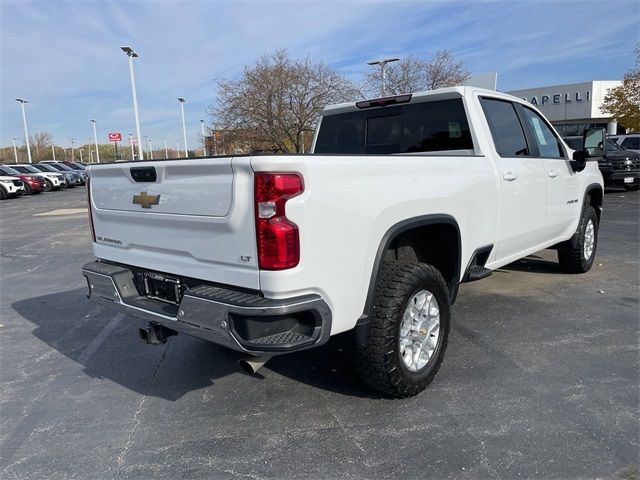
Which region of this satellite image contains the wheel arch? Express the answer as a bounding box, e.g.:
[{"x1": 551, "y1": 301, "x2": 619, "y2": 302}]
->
[
  {"x1": 360, "y1": 214, "x2": 462, "y2": 323},
  {"x1": 584, "y1": 183, "x2": 603, "y2": 225}
]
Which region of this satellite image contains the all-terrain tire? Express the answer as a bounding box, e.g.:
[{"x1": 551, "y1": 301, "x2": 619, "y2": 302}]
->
[
  {"x1": 558, "y1": 205, "x2": 598, "y2": 273},
  {"x1": 355, "y1": 261, "x2": 451, "y2": 398}
]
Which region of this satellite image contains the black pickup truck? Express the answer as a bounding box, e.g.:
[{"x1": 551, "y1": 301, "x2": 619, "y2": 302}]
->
[{"x1": 565, "y1": 136, "x2": 640, "y2": 190}]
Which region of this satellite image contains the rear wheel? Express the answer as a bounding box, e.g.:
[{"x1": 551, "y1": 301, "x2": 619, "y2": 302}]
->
[
  {"x1": 44, "y1": 179, "x2": 53, "y2": 191},
  {"x1": 558, "y1": 205, "x2": 598, "y2": 273},
  {"x1": 0, "y1": 186, "x2": 7, "y2": 200},
  {"x1": 24, "y1": 183, "x2": 32, "y2": 195},
  {"x1": 355, "y1": 261, "x2": 450, "y2": 398}
]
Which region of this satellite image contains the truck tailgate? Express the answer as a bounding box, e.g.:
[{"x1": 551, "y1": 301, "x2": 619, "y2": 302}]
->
[{"x1": 88, "y1": 157, "x2": 259, "y2": 289}]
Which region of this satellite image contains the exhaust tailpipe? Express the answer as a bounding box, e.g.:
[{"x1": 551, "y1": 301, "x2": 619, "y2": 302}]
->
[{"x1": 238, "y1": 356, "x2": 272, "y2": 375}]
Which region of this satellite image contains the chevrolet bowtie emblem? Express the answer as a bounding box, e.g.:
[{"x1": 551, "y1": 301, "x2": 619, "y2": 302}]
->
[{"x1": 133, "y1": 192, "x2": 160, "y2": 208}]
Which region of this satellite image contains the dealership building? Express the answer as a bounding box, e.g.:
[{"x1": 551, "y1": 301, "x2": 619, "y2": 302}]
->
[{"x1": 507, "y1": 81, "x2": 623, "y2": 136}]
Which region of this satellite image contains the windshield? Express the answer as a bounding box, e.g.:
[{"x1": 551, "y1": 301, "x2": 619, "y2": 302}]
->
[
  {"x1": 0, "y1": 166, "x2": 21, "y2": 175},
  {"x1": 32, "y1": 164, "x2": 58, "y2": 173},
  {"x1": 606, "y1": 139, "x2": 624, "y2": 152},
  {"x1": 66, "y1": 163, "x2": 85, "y2": 170},
  {"x1": 14, "y1": 165, "x2": 40, "y2": 174},
  {"x1": 48, "y1": 163, "x2": 73, "y2": 172},
  {"x1": 314, "y1": 98, "x2": 474, "y2": 155}
]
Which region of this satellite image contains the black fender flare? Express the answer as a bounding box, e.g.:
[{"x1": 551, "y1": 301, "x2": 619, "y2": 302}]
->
[{"x1": 358, "y1": 214, "x2": 462, "y2": 325}]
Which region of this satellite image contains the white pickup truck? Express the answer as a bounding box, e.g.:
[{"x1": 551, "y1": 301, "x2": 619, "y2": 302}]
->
[{"x1": 83, "y1": 87, "x2": 604, "y2": 397}]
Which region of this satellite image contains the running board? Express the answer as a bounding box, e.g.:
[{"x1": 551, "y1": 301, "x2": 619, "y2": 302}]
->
[{"x1": 466, "y1": 265, "x2": 492, "y2": 282}]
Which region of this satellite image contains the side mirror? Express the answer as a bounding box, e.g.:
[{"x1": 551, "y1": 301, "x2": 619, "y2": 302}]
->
[{"x1": 571, "y1": 128, "x2": 606, "y2": 172}]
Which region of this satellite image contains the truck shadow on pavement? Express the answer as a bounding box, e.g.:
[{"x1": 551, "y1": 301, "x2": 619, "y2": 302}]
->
[{"x1": 12, "y1": 288, "x2": 381, "y2": 401}]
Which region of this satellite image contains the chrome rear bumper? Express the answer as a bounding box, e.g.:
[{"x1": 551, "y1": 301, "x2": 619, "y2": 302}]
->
[{"x1": 82, "y1": 261, "x2": 332, "y2": 354}]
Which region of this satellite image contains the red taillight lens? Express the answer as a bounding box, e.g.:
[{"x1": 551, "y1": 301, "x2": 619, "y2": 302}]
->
[
  {"x1": 254, "y1": 173, "x2": 303, "y2": 270},
  {"x1": 87, "y1": 177, "x2": 96, "y2": 242}
]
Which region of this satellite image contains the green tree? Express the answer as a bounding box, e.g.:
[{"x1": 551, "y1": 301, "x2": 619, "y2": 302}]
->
[{"x1": 601, "y1": 46, "x2": 640, "y2": 132}]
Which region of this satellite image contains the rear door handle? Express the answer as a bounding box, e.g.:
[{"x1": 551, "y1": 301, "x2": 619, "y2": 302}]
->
[
  {"x1": 502, "y1": 172, "x2": 518, "y2": 181},
  {"x1": 548, "y1": 170, "x2": 559, "y2": 178}
]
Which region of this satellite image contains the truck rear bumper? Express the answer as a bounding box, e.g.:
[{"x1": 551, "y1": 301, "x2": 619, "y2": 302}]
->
[{"x1": 82, "y1": 261, "x2": 332, "y2": 355}]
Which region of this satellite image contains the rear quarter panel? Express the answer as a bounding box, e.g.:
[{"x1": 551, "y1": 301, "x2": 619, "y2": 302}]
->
[{"x1": 251, "y1": 153, "x2": 498, "y2": 334}]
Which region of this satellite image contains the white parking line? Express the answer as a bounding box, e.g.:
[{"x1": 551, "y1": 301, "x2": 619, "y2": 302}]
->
[
  {"x1": 33, "y1": 208, "x2": 88, "y2": 216},
  {"x1": 77, "y1": 313, "x2": 124, "y2": 364}
]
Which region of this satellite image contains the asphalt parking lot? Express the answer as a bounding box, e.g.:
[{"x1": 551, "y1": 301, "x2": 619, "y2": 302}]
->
[{"x1": 0, "y1": 186, "x2": 638, "y2": 480}]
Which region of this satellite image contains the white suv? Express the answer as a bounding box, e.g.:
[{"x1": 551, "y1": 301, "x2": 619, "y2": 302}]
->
[
  {"x1": 609, "y1": 134, "x2": 640, "y2": 154},
  {"x1": 0, "y1": 176, "x2": 25, "y2": 199}
]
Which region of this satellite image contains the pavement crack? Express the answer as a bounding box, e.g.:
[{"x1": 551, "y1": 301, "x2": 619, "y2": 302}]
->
[{"x1": 112, "y1": 340, "x2": 171, "y2": 480}]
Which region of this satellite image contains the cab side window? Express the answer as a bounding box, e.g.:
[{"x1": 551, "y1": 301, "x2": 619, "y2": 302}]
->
[
  {"x1": 480, "y1": 98, "x2": 529, "y2": 157},
  {"x1": 521, "y1": 107, "x2": 565, "y2": 158},
  {"x1": 622, "y1": 137, "x2": 639, "y2": 150}
]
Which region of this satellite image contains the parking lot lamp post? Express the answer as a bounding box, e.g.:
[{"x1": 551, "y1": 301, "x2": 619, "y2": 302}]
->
[
  {"x1": 178, "y1": 98, "x2": 188, "y2": 157},
  {"x1": 15, "y1": 99, "x2": 32, "y2": 163},
  {"x1": 121, "y1": 46, "x2": 143, "y2": 161},
  {"x1": 79, "y1": 149, "x2": 84, "y2": 162},
  {"x1": 164, "y1": 139, "x2": 168, "y2": 159},
  {"x1": 51, "y1": 144, "x2": 56, "y2": 161},
  {"x1": 148, "y1": 138, "x2": 153, "y2": 159},
  {"x1": 128, "y1": 133, "x2": 135, "y2": 160},
  {"x1": 176, "y1": 141, "x2": 180, "y2": 156},
  {"x1": 69, "y1": 138, "x2": 77, "y2": 162},
  {"x1": 90, "y1": 120, "x2": 100, "y2": 163},
  {"x1": 12, "y1": 137, "x2": 19, "y2": 163},
  {"x1": 367, "y1": 57, "x2": 399, "y2": 97},
  {"x1": 200, "y1": 120, "x2": 207, "y2": 156}
]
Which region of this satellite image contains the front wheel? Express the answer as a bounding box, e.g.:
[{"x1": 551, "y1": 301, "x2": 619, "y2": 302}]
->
[
  {"x1": 355, "y1": 261, "x2": 450, "y2": 398},
  {"x1": 558, "y1": 205, "x2": 598, "y2": 273}
]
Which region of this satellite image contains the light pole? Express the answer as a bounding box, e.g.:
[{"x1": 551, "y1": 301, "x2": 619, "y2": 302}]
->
[
  {"x1": 148, "y1": 138, "x2": 154, "y2": 159},
  {"x1": 69, "y1": 138, "x2": 77, "y2": 161},
  {"x1": 15, "y1": 99, "x2": 32, "y2": 163},
  {"x1": 79, "y1": 149, "x2": 84, "y2": 162},
  {"x1": 12, "y1": 137, "x2": 19, "y2": 163},
  {"x1": 51, "y1": 144, "x2": 56, "y2": 161},
  {"x1": 367, "y1": 57, "x2": 399, "y2": 97},
  {"x1": 200, "y1": 120, "x2": 207, "y2": 156},
  {"x1": 91, "y1": 119, "x2": 100, "y2": 163},
  {"x1": 164, "y1": 139, "x2": 168, "y2": 159},
  {"x1": 128, "y1": 133, "x2": 135, "y2": 160},
  {"x1": 121, "y1": 46, "x2": 143, "y2": 160},
  {"x1": 176, "y1": 141, "x2": 180, "y2": 155},
  {"x1": 178, "y1": 97, "x2": 188, "y2": 157}
]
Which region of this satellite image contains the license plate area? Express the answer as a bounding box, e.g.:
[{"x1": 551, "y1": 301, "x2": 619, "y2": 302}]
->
[
  {"x1": 624, "y1": 177, "x2": 634, "y2": 183},
  {"x1": 143, "y1": 272, "x2": 183, "y2": 305}
]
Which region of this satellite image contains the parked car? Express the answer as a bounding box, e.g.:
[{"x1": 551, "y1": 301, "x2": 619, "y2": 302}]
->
[
  {"x1": 12, "y1": 164, "x2": 65, "y2": 191},
  {"x1": 564, "y1": 136, "x2": 639, "y2": 190},
  {"x1": 41, "y1": 162, "x2": 85, "y2": 185},
  {"x1": 33, "y1": 163, "x2": 79, "y2": 187},
  {"x1": 609, "y1": 134, "x2": 640, "y2": 154},
  {"x1": 84, "y1": 86, "x2": 604, "y2": 398},
  {"x1": 0, "y1": 165, "x2": 44, "y2": 195},
  {"x1": 0, "y1": 176, "x2": 25, "y2": 199}
]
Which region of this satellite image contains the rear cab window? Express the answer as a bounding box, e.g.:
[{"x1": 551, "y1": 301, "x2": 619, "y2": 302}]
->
[
  {"x1": 479, "y1": 97, "x2": 529, "y2": 157},
  {"x1": 314, "y1": 98, "x2": 474, "y2": 155}
]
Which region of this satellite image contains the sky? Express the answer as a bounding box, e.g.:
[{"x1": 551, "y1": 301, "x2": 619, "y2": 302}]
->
[{"x1": 1, "y1": 0, "x2": 638, "y2": 150}]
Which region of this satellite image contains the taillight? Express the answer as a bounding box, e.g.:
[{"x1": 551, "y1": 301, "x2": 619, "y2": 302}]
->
[
  {"x1": 87, "y1": 177, "x2": 96, "y2": 242},
  {"x1": 254, "y1": 173, "x2": 303, "y2": 270}
]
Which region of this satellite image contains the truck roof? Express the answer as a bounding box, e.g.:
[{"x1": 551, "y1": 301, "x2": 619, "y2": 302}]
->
[{"x1": 322, "y1": 86, "x2": 523, "y2": 116}]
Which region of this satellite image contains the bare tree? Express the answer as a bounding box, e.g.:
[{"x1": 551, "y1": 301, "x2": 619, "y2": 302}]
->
[
  {"x1": 29, "y1": 132, "x2": 53, "y2": 161},
  {"x1": 210, "y1": 49, "x2": 357, "y2": 153},
  {"x1": 362, "y1": 50, "x2": 470, "y2": 97}
]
